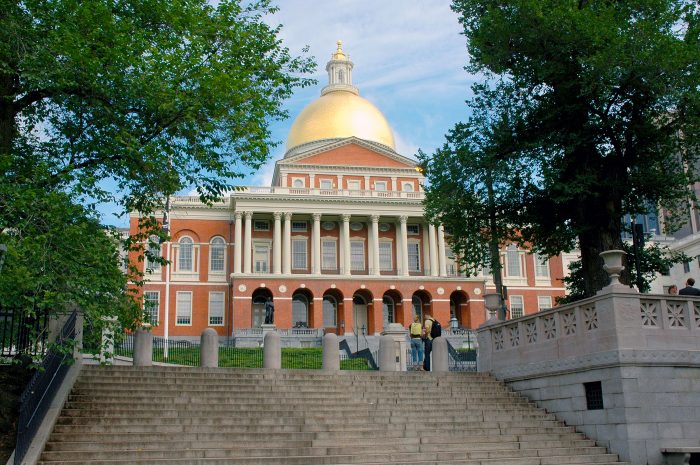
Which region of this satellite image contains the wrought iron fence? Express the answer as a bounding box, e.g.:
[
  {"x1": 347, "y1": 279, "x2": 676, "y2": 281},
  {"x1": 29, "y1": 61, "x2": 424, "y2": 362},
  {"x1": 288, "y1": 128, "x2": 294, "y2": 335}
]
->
[
  {"x1": 339, "y1": 339, "x2": 378, "y2": 370},
  {"x1": 15, "y1": 311, "x2": 77, "y2": 465},
  {"x1": 446, "y1": 340, "x2": 477, "y2": 372},
  {"x1": 1, "y1": 309, "x2": 49, "y2": 358}
]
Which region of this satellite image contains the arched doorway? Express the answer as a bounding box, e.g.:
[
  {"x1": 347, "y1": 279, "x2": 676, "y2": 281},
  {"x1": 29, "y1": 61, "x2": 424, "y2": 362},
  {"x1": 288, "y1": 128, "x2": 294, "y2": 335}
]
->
[
  {"x1": 251, "y1": 288, "x2": 272, "y2": 328},
  {"x1": 412, "y1": 290, "x2": 432, "y2": 321},
  {"x1": 291, "y1": 288, "x2": 313, "y2": 327},
  {"x1": 322, "y1": 288, "x2": 344, "y2": 334},
  {"x1": 450, "y1": 290, "x2": 470, "y2": 328},
  {"x1": 352, "y1": 289, "x2": 373, "y2": 335},
  {"x1": 382, "y1": 289, "x2": 403, "y2": 330}
]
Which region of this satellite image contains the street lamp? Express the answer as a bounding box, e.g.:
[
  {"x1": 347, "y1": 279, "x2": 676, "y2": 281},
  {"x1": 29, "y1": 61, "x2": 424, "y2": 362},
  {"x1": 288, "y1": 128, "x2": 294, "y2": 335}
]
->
[
  {"x1": 0, "y1": 244, "x2": 7, "y2": 273},
  {"x1": 450, "y1": 316, "x2": 458, "y2": 334}
]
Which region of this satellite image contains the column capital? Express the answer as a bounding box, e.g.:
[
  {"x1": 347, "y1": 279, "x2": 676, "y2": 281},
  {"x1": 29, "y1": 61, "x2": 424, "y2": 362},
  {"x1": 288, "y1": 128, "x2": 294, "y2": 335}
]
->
[
  {"x1": 234, "y1": 211, "x2": 243, "y2": 220},
  {"x1": 312, "y1": 213, "x2": 322, "y2": 221},
  {"x1": 399, "y1": 215, "x2": 408, "y2": 224},
  {"x1": 244, "y1": 211, "x2": 253, "y2": 219},
  {"x1": 283, "y1": 212, "x2": 293, "y2": 220},
  {"x1": 273, "y1": 212, "x2": 282, "y2": 220},
  {"x1": 342, "y1": 214, "x2": 351, "y2": 222},
  {"x1": 370, "y1": 214, "x2": 380, "y2": 223}
]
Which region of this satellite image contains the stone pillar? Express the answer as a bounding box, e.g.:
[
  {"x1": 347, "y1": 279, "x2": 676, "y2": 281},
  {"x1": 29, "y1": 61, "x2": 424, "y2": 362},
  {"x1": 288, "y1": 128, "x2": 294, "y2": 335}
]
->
[
  {"x1": 438, "y1": 225, "x2": 447, "y2": 277},
  {"x1": 200, "y1": 328, "x2": 218, "y2": 368},
  {"x1": 399, "y1": 215, "x2": 409, "y2": 276},
  {"x1": 312, "y1": 213, "x2": 321, "y2": 275},
  {"x1": 133, "y1": 329, "x2": 153, "y2": 367},
  {"x1": 273, "y1": 212, "x2": 282, "y2": 274},
  {"x1": 243, "y1": 211, "x2": 252, "y2": 274},
  {"x1": 342, "y1": 214, "x2": 351, "y2": 275},
  {"x1": 283, "y1": 212, "x2": 292, "y2": 275},
  {"x1": 281, "y1": 173, "x2": 287, "y2": 187},
  {"x1": 263, "y1": 331, "x2": 281, "y2": 369},
  {"x1": 322, "y1": 333, "x2": 340, "y2": 371},
  {"x1": 381, "y1": 323, "x2": 409, "y2": 371},
  {"x1": 428, "y1": 223, "x2": 438, "y2": 277},
  {"x1": 100, "y1": 316, "x2": 118, "y2": 364},
  {"x1": 363, "y1": 175, "x2": 370, "y2": 190},
  {"x1": 233, "y1": 211, "x2": 242, "y2": 274},
  {"x1": 432, "y1": 337, "x2": 448, "y2": 372},
  {"x1": 370, "y1": 215, "x2": 380, "y2": 275},
  {"x1": 379, "y1": 335, "x2": 398, "y2": 371},
  {"x1": 391, "y1": 176, "x2": 397, "y2": 191}
]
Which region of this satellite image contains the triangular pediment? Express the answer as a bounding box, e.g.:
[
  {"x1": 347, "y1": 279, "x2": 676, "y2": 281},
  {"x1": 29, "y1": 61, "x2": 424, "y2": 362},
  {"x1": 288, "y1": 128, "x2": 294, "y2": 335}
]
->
[{"x1": 280, "y1": 137, "x2": 417, "y2": 169}]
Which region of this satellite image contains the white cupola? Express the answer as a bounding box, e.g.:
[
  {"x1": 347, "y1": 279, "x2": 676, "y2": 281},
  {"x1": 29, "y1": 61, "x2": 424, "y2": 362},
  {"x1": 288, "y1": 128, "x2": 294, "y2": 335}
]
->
[{"x1": 321, "y1": 40, "x2": 359, "y2": 96}]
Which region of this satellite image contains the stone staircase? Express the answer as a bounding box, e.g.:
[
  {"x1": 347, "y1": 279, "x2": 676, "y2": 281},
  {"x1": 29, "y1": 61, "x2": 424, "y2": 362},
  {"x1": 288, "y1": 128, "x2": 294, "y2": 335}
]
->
[{"x1": 37, "y1": 365, "x2": 628, "y2": 465}]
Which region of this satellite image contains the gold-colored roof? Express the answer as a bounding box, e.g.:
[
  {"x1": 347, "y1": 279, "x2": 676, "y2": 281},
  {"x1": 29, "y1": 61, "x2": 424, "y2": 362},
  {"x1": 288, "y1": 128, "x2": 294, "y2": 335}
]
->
[{"x1": 286, "y1": 90, "x2": 396, "y2": 151}]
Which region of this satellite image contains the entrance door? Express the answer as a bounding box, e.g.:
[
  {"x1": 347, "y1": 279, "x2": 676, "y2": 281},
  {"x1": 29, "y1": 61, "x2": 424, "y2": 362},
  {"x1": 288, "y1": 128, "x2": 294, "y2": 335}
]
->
[
  {"x1": 252, "y1": 297, "x2": 266, "y2": 328},
  {"x1": 353, "y1": 295, "x2": 368, "y2": 334}
]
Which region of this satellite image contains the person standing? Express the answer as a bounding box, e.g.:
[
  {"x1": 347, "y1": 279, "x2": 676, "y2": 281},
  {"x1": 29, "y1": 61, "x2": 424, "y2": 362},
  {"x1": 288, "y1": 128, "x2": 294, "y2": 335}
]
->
[
  {"x1": 423, "y1": 314, "x2": 435, "y2": 372},
  {"x1": 264, "y1": 297, "x2": 275, "y2": 324},
  {"x1": 408, "y1": 315, "x2": 424, "y2": 370},
  {"x1": 678, "y1": 278, "x2": 700, "y2": 296},
  {"x1": 668, "y1": 285, "x2": 678, "y2": 295}
]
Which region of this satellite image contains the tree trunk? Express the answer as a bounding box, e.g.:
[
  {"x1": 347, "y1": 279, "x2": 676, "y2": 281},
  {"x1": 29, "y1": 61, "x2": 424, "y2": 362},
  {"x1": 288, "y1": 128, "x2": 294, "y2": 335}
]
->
[{"x1": 0, "y1": 72, "x2": 18, "y2": 160}]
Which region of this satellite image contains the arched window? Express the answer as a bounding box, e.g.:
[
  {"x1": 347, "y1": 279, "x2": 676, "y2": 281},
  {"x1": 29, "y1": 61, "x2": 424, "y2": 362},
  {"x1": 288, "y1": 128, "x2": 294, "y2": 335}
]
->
[
  {"x1": 252, "y1": 296, "x2": 266, "y2": 328},
  {"x1": 178, "y1": 237, "x2": 193, "y2": 271},
  {"x1": 292, "y1": 293, "x2": 309, "y2": 327},
  {"x1": 337, "y1": 69, "x2": 345, "y2": 83},
  {"x1": 382, "y1": 295, "x2": 395, "y2": 327},
  {"x1": 209, "y1": 237, "x2": 226, "y2": 272},
  {"x1": 293, "y1": 179, "x2": 304, "y2": 188},
  {"x1": 323, "y1": 295, "x2": 337, "y2": 327},
  {"x1": 412, "y1": 295, "x2": 423, "y2": 321}
]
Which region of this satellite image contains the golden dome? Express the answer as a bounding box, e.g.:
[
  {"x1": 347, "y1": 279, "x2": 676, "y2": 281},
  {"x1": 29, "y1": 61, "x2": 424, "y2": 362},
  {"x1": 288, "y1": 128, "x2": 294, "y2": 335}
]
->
[{"x1": 286, "y1": 91, "x2": 396, "y2": 151}]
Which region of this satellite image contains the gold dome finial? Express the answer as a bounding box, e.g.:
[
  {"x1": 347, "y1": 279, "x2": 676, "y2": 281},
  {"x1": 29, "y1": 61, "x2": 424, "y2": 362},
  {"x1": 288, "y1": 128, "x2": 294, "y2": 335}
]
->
[{"x1": 332, "y1": 40, "x2": 346, "y2": 60}]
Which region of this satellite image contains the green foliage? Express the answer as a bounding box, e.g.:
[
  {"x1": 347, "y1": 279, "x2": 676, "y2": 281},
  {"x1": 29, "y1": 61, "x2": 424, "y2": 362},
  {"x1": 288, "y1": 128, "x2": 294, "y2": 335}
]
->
[{"x1": 447, "y1": 0, "x2": 700, "y2": 297}]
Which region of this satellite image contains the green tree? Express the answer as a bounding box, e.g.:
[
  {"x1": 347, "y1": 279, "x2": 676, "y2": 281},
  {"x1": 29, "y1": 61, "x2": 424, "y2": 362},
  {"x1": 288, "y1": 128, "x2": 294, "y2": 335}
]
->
[{"x1": 450, "y1": 0, "x2": 700, "y2": 297}]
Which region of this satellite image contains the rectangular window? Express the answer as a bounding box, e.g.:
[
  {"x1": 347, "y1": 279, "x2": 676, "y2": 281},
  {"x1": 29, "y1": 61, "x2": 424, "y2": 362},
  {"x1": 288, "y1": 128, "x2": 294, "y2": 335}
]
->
[
  {"x1": 538, "y1": 296, "x2": 553, "y2": 311},
  {"x1": 374, "y1": 181, "x2": 387, "y2": 191},
  {"x1": 145, "y1": 238, "x2": 161, "y2": 273},
  {"x1": 535, "y1": 254, "x2": 549, "y2": 278},
  {"x1": 208, "y1": 292, "x2": 225, "y2": 326},
  {"x1": 291, "y1": 221, "x2": 307, "y2": 232},
  {"x1": 210, "y1": 242, "x2": 225, "y2": 272},
  {"x1": 351, "y1": 241, "x2": 365, "y2": 271},
  {"x1": 407, "y1": 224, "x2": 420, "y2": 235},
  {"x1": 510, "y1": 296, "x2": 524, "y2": 319},
  {"x1": 176, "y1": 292, "x2": 192, "y2": 325},
  {"x1": 254, "y1": 244, "x2": 269, "y2": 273},
  {"x1": 584, "y1": 381, "x2": 604, "y2": 410},
  {"x1": 506, "y1": 245, "x2": 521, "y2": 277},
  {"x1": 254, "y1": 220, "x2": 269, "y2": 231},
  {"x1": 683, "y1": 261, "x2": 691, "y2": 273},
  {"x1": 379, "y1": 242, "x2": 393, "y2": 271},
  {"x1": 320, "y1": 179, "x2": 333, "y2": 189},
  {"x1": 143, "y1": 291, "x2": 159, "y2": 325},
  {"x1": 292, "y1": 239, "x2": 307, "y2": 270},
  {"x1": 407, "y1": 242, "x2": 420, "y2": 272},
  {"x1": 322, "y1": 240, "x2": 337, "y2": 270},
  {"x1": 347, "y1": 180, "x2": 361, "y2": 190}
]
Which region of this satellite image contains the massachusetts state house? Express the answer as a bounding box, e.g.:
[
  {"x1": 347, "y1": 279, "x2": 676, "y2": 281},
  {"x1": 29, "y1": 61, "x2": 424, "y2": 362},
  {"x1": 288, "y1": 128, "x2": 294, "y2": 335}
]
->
[{"x1": 130, "y1": 42, "x2": 568, "y2": 342}]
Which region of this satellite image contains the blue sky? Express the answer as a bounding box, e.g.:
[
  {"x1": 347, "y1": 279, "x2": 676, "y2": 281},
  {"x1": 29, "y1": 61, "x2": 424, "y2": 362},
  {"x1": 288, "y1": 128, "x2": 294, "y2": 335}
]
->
[{"x1": 102, "y1": 1, "x2": 475, "y2": 227}]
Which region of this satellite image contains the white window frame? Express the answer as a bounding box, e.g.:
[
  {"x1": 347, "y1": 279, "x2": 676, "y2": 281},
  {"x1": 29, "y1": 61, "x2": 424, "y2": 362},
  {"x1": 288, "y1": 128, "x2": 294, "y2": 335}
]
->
[
  {"x1": 253, "y1": 241, "x2": 271, "y2": 273},
  {"x1": 291, "y1": 177, "x2": 305, "y2": 188},
  {"x1": 292, "y1": 238, "x2": 308, "y2": 270},
  {"x1": 208, "y1": 292, "x2": 225, "y2": 326},
  {"x1": 538, "y1": 296, "x2": 553, "y2": 311},
  {"x1": 321, "y1": 239, "x2": 337, "y2": 270},
  {"x1": 144, "y1": 235, "x2": 162, "y2": 274},
  {"x1": 291, "y1": 221, "x2": 307, "y2": 232},
  {"x1": 374, "y1": 181, "x2": 387, "y2": 191},
  {"x1": 347, "y1": 180, "x2": 361, "y2": 190},
  {"x1": 510, "y1": 295, "x2": 524, "y2": 319},
  {"x1": 505, "y1": 245, "x2": 523, "y2": 277},
  {"x1": 209, "y1": 237, "x2": 226, "y2": 273},
  {"x1": 176, "y1": 291, "x2": 192, "y2": 326},
  {"x1": 534, "y1": 253, "x2": 550, "y2": 279},
  {"x1": 253, "y1": 220, "x2": 269, "y2": 231},
  {"x1": 176, "y1": 236, "x2": 196, "y2": 273},
  {"x1": 401, "y1": 181, "x2": 415, "y2": 192},
  {"x1": 407, "y1": 240, "x2": 421, "y2": 272},
  {"x1": 143, "y1": 291, "x2": 160, "y2": 325},
  {"x1": 319, "y1": 179, "x2": 333, "y2": 189},
  {"x1": 378, "y1": 241, "x2": 393, "y2": 271},
  {"x1": 407, "y1": 224, "x2": 420, "y2": 235},
  {"x1": 350, "y1": 240, "x2": 365, "y2": 271}
]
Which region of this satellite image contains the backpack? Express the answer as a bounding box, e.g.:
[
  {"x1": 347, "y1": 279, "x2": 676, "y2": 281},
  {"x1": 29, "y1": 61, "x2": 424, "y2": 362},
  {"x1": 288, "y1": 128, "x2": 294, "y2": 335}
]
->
[{"x1": 430, "y1": 318, "x2": 442, "y2": 338}]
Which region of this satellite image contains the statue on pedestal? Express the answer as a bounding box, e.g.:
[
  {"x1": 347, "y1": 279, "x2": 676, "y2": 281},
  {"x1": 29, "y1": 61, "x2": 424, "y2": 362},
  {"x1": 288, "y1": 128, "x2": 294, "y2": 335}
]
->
[{"x1": 264, "y1": 297, "x2": 274, "y2": 325}]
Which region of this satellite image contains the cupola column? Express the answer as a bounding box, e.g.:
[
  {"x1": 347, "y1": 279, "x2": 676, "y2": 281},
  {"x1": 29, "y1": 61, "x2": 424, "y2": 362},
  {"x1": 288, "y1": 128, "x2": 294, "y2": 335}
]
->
[
  {"x1": 273, "y1": 212, "x2": 282, "y2": 274},
  {"x1": 399, "y1": 216, "x2": 409, "y2": 276},
  {"x1": 283, "y1": 213, "x2": 292, "y2": 274},
  {"x1": 312, "y1": 213, "x2": 321, "y2": 275},
  {"x1": 233, "y1": 211, "x2": 242, "y2": 275},
  {"x1": 370, "y1": 215, "x2": 380, "y2": 276},
  {"x1": 341, "y1": 214, "x2": 351, "y2": 275},
  {"x1": 243, "y1": 211, "x2": 253, "y2": 274}
]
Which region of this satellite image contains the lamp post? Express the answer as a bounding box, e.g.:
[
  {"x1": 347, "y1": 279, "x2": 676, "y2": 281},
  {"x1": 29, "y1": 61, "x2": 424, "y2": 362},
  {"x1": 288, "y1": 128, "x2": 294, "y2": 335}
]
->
[{"x1": 450, "y1": 316, "x2": 458, "y2": 335}]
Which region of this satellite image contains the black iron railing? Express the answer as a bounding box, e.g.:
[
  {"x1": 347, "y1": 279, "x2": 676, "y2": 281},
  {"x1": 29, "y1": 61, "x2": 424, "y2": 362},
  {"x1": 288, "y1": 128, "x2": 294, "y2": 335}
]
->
[
  {"x1": 339, "y1": 339, "x2": 378, "y2": 370},
  {"x1": 446, "y1": 339, "x2": 477, "y2": 372},
  {"x1": 1, "y1": 309, "x2": 49, "y2": 358},
  {"x1": 15, "y1": 310, "x2": 77, "y2": 465}
]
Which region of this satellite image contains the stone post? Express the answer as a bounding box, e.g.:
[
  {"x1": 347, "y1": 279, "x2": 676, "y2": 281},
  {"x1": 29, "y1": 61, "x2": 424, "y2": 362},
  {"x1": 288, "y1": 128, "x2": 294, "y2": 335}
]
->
[
  {"x1": 200, "y1": 328, "x2": 218, "y2": 368},
  {"x1": 100, "y1": 316, "x2": 118, "y2": 365},
  {"x1": 133, "y1": 328, "x2": 153, "y2": 366},
  {"x1": 263, "y1": 331, "x2": 281, "y2": 369},
  {"x1": 381, "y1": 323, "x2": 409, "y2": 371},
  {"x1": 432, "y1": 337, "x2": 448, "y2": 372},
  {"x1": 322, "y1": 333, "x2": 340, "y2": 371},
  {"x1": 378, "y1": 335, "x2": 397, "y2": 371}
]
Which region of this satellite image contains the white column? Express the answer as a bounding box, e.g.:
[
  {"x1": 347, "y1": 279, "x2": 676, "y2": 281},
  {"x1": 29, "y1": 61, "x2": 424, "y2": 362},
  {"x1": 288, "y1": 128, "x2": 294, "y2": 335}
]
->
[
  {"x1": 233, "y1": 211, "x2": 242, "y2": 275},
  {"x1": 342, "y1": 214, "x2": 351, "y2": 275},
  {"x1": 283, "y1": 212, "x2": 292, "y2": 274},
  {"x1": 399, "y1": 215, "x2": 409, "y2": 276},
  {"x1": 422, "y1": 224, "x2": 431, "y2": 276},
  {"x1": 364, "y1": 175, "x2": 370, "y2": 190},
  {"x1": 391, "y1": 177, "x2": 397, "y2": 191},
  {"x1": 309, "y1": 174, "x2": 316, "y2": 189},
  {"x1": 243, "y1": 211, "x2": 253, "y2": 274},
  {"x1": 337, "y1": 174, "x2": 343, "y2": 189},
  {"x1": 370, "y1": 215, "x2": 380, "y2": 276},
  {"x1": 281, "y1": 173, "x2": 288, "y2": 187},
  {"x1": 428, "y1": 223, "x2": 438, "y2": 277},
  {"x1": 312, "y1": 213, "x2": 321, "y2": 275},
  {"x1": 273, "y1": 212, "x2": 282, "y2": 274},
  {"x1": 438, "y1": 225, "x2": 447, "y2": 277}
]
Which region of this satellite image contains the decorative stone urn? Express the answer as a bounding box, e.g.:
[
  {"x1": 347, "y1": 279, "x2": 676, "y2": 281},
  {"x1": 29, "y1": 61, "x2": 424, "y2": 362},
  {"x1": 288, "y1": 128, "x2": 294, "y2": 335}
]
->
[
  {"x1": 484, "y1": 293, "x2": 501, "y2": 321},
  {"x1": 599, "y1": 249, "x2": 626, "y2": 285}
]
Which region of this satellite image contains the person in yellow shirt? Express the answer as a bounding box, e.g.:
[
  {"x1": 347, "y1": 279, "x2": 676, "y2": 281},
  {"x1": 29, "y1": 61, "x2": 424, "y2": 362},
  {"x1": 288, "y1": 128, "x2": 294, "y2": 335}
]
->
[{"x1": 408, "y1": 315, "x2": 424, "y2": 370}]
